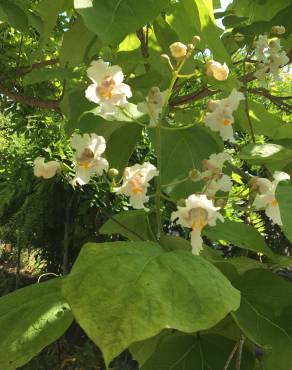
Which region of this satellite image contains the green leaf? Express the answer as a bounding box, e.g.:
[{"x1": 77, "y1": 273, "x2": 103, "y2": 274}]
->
[
  {"x1": 235, "y1": 100, "x2": 286, "y2": 138},
  {"x1": 167, "y1": 0, "x2": 230, "y2": 63},
  {"x1": 105, "y1": 123, "x2": 142, "y2": 173},
  {"x1": 277, "y1": 185, "x2": 292, "y2": 244},
  {"x1": 99, "y1": 210, "x2": 156, "y2": 241},
  {"x1": 159, "y1": 234, "x2": 192, "y2": 252},
  {"x1": 228, "y1": 257, "x2": 267, "y2": 275},
  {"x1": 130, "y1": 330, "x2": 170, "y2": 367},
  {"x1": 62, "y1": 241, "x2": 240, "y2": 365},
  {"x1": 60, "y1": 86, "x2": 96, "y2": 135},
  {"x1": 34, "y1": 0, "x2": 72, "y2": 56},
  {"x1": 203, "y1": 219, "x2": 276, "y2": 260},
  {"x1": 232, "y1": 269, "x2": 292, "y2": 370},
  {"x1": 0, "y1": 0, "x2": 28, "y2": 32},
  {"x1": 60, "y1": 17, "x2": 101, "y2": 67},
  {"x1": 74, "y1": 0, "x2": 171, "y2": 46},
  {"x1": 0, "y1": 278, "x2": 73, "y2": 370},
  {"x1": 239, "y1": 143, "x2": 292, "y2": 165},
  {"x1": 141, "y1": 333, "x2": 255, "y2": 370},
  {"x1": 154, "y1": 125, "x2": 223, "y2": 199},
  {"x1": 153, "y1": 15, "x2": 178, "y2": 53},
  {"x1": 23, "y1": 67, "x2": 79, "y2": 85}
]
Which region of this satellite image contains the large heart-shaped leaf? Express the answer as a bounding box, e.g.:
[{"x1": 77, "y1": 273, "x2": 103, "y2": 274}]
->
[
  {"x1": 0, "y1": 278, "x2": 73, "y2": 370},
  {"x1": 62, "y1": 241, "x2": 240, "y2": 365},
  {"x1": 232, "y1": 269, "x2": 292, "y2": 370}
]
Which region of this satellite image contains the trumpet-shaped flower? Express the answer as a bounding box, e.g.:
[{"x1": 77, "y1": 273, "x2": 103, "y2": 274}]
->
[
  {"x1": 169, "y1": 42, "x2": 188, "y2": 59},
  {"x1": 269, "y1": 51, "x2": 289, "y2": 80},
  {"x1": 201, "y1": 152, "x2": 232, "y2": 197},
  {"x1": 253, "y1": 171, "x2": 290, "y2": 225},
  {"x1": 85, "y1": 59, "x2": 132, "y2": 115},
  {"x1": 204, "y1": 89, "x2": 244, "y2": 142},
  {"x1": 206, "y1": 60, "x2": 229, "y2": 81},
  {"x1": 137, "y1": 87, "x2": 167, "y2": 127},
  {"x1": 34, "y1": 157, "x2": 61, "y2": 179},
  {"x1": 114, "y1": 162, "x2": 159, "y2": 210},
  {"x1": 71, "y1": 133, "x2": 109, "y2": 186},
  {"x1": 171, "y1": 194, "x2": 224, "y2": 255}
]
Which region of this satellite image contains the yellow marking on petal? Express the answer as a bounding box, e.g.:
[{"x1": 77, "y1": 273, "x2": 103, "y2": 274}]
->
[
  {"x1": 78, "y1": 161, "x2": 92, "y2": 169},
  {"x1": 132, "y1": 187, "x2": 144, "y2": 195},
  {"x1": 223, "y1": 119, "x2": 231, "y2": 126},
  {"x1": 272, "y1": 199, "x2": 278, "y2": 207}
]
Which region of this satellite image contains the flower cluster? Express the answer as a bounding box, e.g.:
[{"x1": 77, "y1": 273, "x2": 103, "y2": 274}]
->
[
  {"x1": 251, "y1": 171, "x2": 290, "y2": 225},
  {"x1": 254, "y1": 33, "x2": 289, "y2": 84},
  {"x1": 32, "y1": 40, "x2": 290, "y2": 258}
]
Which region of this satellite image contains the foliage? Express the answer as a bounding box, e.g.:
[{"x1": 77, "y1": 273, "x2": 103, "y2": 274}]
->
[{"x1": 0, "y1": 0, "x2": 291, "y2": 369}]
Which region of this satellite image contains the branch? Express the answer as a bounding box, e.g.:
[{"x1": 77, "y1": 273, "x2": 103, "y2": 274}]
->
[
  {"x1": 0, "y1": 84, "x2": 60, "y2": 110},
  {"x1": 0, "y1": 58, "x2": 59, "y2": 82},
  {"x1": 249, "y1": 88, "x2": 292, "y2": 113},
  {"x1": 170, "y1": 50, "x2": 292, "y2": 107}
]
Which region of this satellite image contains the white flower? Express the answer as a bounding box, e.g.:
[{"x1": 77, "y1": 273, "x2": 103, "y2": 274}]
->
[
  {"x1": 254, "y1": 35, "x2": 269, "y2": 62},
  {"x1": 253, "y1": 171, "x2": 290, "y2": 225},
  {"x1": 85, "y1": 59, "x2": 132, "y2": 115},
  {"x1": 272, "y1": 25, "x2": 286, "y2": 35},
  {"x1": 169, "y1": 42, "x2": 188, "y2": 59},
  {"x1": 201, "y1": 152, "x2": 232, "y2": 197},
  {"x1": 137, "y1": 87, "x2": 167, "y2": 127},
  {"x1": 114, "y1": 162, "x2": 159, "y2": 210},
  {"x1": 171, "y1": 194, "x2": 224, "y2": 255},
  {"x1": 206, "y1": 60, "x2": 229, "y2": 81},
  {"x1": 269, "y1": 51, "x2": 289, "y2": 80},
  {"x1": 204, "y1": 89, "x2": 244, "y2": 142},
  {"x1": 71, "y1": 133, "x2": 109, "y2": 186},
  {"x1": 34, "y1": 157, "x2": 61, "y2": 179}
]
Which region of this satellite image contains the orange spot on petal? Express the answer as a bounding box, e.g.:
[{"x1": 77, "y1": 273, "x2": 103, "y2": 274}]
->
[{"x1": 223, "y1": 119, "x2": 231, "y2": 126}]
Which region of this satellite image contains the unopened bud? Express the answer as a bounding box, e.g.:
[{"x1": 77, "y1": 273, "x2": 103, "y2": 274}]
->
[
  {"x1": 188, "y1": 169, "x2": 201, "y2": 182},
  {"x1": 169, "y1": 42, "x2": 188, "y2": 59},
  {"x1": 215, "y1": 199, "x2": 227, "y2": 208},
  {"x1": 160, "y1": 54, "x2": 171, "y2": 64},
  {"x1": 271, "y1": 25, "x2": 285, "y2": 35},
  {"x1": 108, "y1": 168, "x2": 119, "y2": 178},
  {"x1": 177, "y1": 198, "x2": 186, "y2": 207},
  {"x1": 192, "y1": 35, "x2": 201, "y2": 46},
  {"x1": 206, "y1": 60, "x2": 229, "y2": 81}
]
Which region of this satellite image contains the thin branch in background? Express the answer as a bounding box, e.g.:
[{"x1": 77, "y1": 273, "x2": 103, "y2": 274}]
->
[
  {"x1": 236, "y1": 334, "x2": 246, "y2": 370},
  {"x1": 242, "y1": 51, "x2": 256, "y2": 143},
  {"x1": 223, "y1": 341, "x2": 239, "y2": 370},
  {"x1": 136, "y1": 27, "x2": 150, "y2": 72}
]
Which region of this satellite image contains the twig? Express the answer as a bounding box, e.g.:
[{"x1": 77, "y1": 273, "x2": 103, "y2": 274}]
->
[
  {"x1": 223, "y1": 341, "x2": 239, "y2": 370},
  {"x1": 242, "y1": 49, "x2": 256, "y2": 143},
  {"x1": 236, "y1": 334, "x2": 246, "y2": 370},
  {"x1": 136, "y1": 27, "x2": 150, "y2": 72},
  {"x1": 0, "y1": 84, "x2": 60, "y2": 110}
]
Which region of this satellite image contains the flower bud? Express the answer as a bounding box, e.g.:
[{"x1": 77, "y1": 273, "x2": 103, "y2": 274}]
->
[
  {"x1": 108, "y1": 168, "x2": 119, "y2": 178},
  {"x1": 188, "y1": 169, "x2": 201, "y2": 182},
  {"x1": 169, "y1": 42, "x2": 188, "y2": 59},
  {"x1": 192, "y1": 35, "x2": 201, "y2": 46},
  {"x1": 160, "y1": 54, "x2": 171, "y2": 64},
  {"x1": 206, "y1": 60, "x2": 229, "y2": 81},
  {"x1": 271, "y1": 25, "x2": 286, "y2": 35},
  {"x1": 177, "y1": 198, "x2": 186, "y2": 207}
]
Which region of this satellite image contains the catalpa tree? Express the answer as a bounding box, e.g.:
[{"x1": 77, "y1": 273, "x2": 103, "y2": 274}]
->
[{"x1": 0, "y1": 0, "x2": 292, "y2": 369}]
